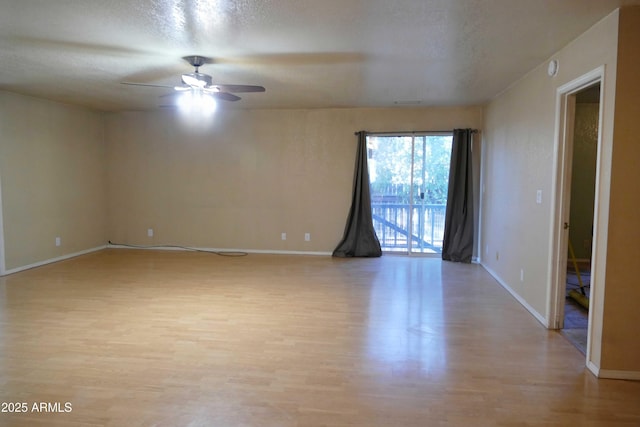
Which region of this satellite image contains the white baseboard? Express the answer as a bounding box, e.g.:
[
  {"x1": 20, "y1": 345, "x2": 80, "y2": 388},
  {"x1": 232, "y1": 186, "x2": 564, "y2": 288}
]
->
[
  {"x1": 596, "y1": 367, "x2": 640, "y2": 381},
  {"x1": 242, "y1": 249, "x2": 333, "y2": 256},
  {"x1": 2, "y1": 245, "x2": 107, "y2": 276},
  {"x1": 107, "y1": 243, "x2": 332, "y2": 257},
  {"x1": 481, "y1": 263, "x2": 549, "y2": 328}
]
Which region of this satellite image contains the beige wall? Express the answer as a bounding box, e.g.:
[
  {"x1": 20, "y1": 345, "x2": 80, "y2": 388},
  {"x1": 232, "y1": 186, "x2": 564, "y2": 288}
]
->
[
  {"x1": 105, "y1": 107, "x2": 482, "y2": 253},
  {"x1": 482, "y1": 10, "x2": 617, "y2": 367},
  {"x1": 482, "y1": 8, "x2": 619, "y2": 321},
  {"x1": 483, "y1": 7, "x2": 640, "y2": 375},
  {"x1": 0, "y1": 91, "x2": 108, "y2": 271},
  {"x1": 601, "y1": 6, "x2": 640, "y2": 372}
]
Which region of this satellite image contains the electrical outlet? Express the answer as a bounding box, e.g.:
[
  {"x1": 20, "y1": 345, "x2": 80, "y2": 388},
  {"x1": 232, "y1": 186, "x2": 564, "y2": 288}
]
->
[
  {"x1": 281, "y1": 232, "x2": 287, "y2": 241},
  {"x1": 304, "y1": 233, "x2": 311, "y2": 241},
  {"x1": 520, "y1": 269, "x2": 524, "y2": 282},
  {"x1": 147, "y1": 228, "x2": 154, "y2": 237},
  {"x1": 55, "y1": 237, "x2": 61, "y2": 247},
  {"x1": 536, "y1": 190, "x2": 542, "y2": 204}
]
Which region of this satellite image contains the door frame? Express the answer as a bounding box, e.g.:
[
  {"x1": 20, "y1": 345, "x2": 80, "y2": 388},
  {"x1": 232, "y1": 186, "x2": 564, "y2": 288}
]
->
[
  {"x1": 0, "y1": 174, "x2": 5, "y2": 275},
  {"x1": 548, "y1": 66, "x2": 605, "y2": 364},
  {"x1": 408, "y1": 134, "x2": 417, "y2": 254}
]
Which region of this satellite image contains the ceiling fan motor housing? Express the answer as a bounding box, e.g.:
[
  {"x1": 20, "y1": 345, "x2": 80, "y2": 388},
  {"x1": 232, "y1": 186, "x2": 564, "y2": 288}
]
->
[{"x1": 183, "y1": 55, "x2": 211, "y2": 67}]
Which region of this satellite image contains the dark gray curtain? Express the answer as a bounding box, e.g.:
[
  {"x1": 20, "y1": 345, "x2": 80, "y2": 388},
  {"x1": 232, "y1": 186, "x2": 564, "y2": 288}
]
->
[
  {"x1": 442, "y1": 128, "x2": 474, "y2": 263},
  {"x1": 333, "y1": 131, "x2": 382, "y2": 258}
]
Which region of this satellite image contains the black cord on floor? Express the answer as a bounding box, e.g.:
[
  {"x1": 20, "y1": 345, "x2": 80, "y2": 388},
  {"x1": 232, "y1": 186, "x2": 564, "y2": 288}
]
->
[{"x1": 107, "y1": 241, "x2": 248, "y2": 257}]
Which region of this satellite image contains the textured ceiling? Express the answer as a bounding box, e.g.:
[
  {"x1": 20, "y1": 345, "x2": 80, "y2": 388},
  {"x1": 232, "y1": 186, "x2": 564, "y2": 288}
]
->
[{"x1": 1, "y1": 0, "x2": 639, "y2": 112}]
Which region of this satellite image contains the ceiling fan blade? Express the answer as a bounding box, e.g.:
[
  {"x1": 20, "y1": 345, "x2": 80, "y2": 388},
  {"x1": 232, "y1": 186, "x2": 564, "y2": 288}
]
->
[
  {"x1": 121, "y1": 82, "x2": 175, "y2": 89},
  {"x1": 212, "y1": 92, "x2": 241, "y2": 102},
  {"x1": 213, "y1": 84, "x2": 265, "y2": 93}
]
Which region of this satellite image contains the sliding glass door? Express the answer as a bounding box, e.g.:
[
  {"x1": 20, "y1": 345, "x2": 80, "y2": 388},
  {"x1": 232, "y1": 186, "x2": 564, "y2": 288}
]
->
[{"x1": 368, "y1": 133, "x2": 452, "y2": 254}]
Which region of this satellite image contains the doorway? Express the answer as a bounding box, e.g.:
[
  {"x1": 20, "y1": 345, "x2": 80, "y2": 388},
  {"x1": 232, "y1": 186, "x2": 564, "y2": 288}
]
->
[
  {"x1": 550, "y1": 67, "x2": 604, "y2": 362},
  {"x1": 367, "y1": 133, "x2": 453, "y2": 254},
  {"x1": 561, "y1": 83, "x2": 600, "y2": 353}
]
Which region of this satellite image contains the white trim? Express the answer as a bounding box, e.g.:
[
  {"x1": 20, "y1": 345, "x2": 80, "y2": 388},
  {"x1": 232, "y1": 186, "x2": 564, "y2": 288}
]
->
[
  {"x1": 481, "y1": 263, "x2": 549, "y2": 328},
  {"x1": 587, "y1": 361, "x2": 600, "y2": 377},
  {"x1": 106, "y1": 243, "x2": 332, "y2": 257},
  {"x1": 408, "y1": 134, "x2": 416, "y2": 254},
  {"x1": 548, "y1": 65, "x2": 606, "y2": 367},
  {"x1": 476, "y1": 131, "x2": 485, "y2": 270},
  {"x1": 0, "y1": 174, "x2": 5, "y2": 275},
  {"x1": 2, "y1": 245, "x2": 107, "y2": 276},
  {"x1": 596, "y1": 368, "x2": 640, "y2": 381},
  {"x1": 546, "y1": 82, "x2": 574, "y2": 329},
  {"x1": 242, "y1": 249, "x2": 332, "y2": 256},
  {"x1": 588, "y1": 359, "x2": 640, "y2": 380}
]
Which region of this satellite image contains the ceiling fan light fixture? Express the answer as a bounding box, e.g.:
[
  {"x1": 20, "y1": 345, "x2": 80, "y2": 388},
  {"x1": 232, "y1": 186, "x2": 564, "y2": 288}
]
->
[{"x1": 177, "y1": 90, "x2": 217, "y2": 116}]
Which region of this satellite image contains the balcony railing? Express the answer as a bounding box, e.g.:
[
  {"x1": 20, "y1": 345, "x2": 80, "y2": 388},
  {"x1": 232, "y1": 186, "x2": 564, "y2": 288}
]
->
[{"x1": 371, "y1": 203, "x2": 446, "y2": 253}]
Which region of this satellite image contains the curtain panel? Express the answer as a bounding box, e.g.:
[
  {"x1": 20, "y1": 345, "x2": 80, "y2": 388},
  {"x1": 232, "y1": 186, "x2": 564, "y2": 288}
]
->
[
  {"x1": 333, "y1": 131, "x2": 382, "y2": 258},
  {"x1": 442, "y1": 128, "x2": 474, "y2": 263}
]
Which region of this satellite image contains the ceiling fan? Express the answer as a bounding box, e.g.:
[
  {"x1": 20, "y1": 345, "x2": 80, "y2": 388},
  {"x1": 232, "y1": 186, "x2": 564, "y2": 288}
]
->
[{"x1": 121, "y1": 55, "x2": 265, "y2": 102}]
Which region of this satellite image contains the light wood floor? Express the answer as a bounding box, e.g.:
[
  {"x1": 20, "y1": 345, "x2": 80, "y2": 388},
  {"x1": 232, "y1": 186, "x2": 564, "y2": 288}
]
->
[{"x1": 1, "y1": 249, "x2": 639, "y2": 426}]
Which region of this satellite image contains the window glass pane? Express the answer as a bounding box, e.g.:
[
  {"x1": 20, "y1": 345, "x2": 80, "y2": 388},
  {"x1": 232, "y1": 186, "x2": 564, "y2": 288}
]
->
[{"x1": 368, "y1": 134, "x2": 452, "y2": 254}]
